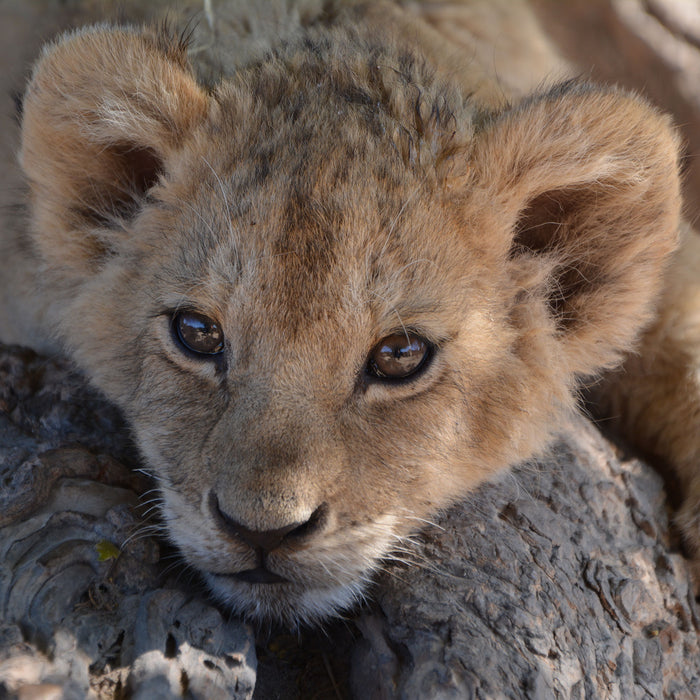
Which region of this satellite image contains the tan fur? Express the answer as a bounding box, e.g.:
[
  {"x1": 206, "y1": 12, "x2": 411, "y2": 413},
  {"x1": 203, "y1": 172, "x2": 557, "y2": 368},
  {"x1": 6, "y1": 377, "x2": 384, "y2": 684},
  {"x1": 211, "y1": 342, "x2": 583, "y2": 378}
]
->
[
  {"x1": 592, "y1": 226, "x2": 700, "y2": 562},
  {"x1": 2, "y1": 0, "x2": 685, "y2": 624}
]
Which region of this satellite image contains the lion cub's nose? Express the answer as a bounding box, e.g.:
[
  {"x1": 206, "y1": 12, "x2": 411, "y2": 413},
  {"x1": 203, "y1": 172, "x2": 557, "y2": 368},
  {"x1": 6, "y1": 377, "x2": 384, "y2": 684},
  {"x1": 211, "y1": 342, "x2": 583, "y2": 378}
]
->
[{"x1": 209, "y1": 493, "x2": 328, "y2": 552}]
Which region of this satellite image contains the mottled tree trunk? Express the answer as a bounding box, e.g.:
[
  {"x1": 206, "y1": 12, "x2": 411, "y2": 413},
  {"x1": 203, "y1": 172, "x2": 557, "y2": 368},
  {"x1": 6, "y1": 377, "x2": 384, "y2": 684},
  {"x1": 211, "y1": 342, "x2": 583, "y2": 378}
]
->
[
  {"x1": 0, "y1": 349, "x2": 256, "y2": 699},
  {"x1": 351, "y1": 419, "x2": 700, "y2": 698}
]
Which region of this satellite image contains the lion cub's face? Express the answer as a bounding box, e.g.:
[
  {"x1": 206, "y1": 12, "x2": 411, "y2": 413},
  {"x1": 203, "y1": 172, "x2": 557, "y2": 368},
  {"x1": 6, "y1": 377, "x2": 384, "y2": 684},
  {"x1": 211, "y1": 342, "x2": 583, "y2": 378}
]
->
[
  {"x1": 76, "y1": 73, "x2": 519, "y2": 625},
  {"x1": 20, "y1": 27, "x2": 680, "y2": 624}
]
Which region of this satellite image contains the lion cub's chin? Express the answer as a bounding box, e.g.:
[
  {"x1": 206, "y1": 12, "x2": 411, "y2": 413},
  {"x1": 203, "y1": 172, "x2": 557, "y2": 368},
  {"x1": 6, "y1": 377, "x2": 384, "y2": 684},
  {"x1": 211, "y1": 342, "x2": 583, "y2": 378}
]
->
[
  {"x1": 163, "y1": 489, "x2": 402, "y2": 625},
  {"x1": 187, "y1": 541, "x2": 386, "y2": 626},
  {"x1": 204, "y1": 574, "x2": 369, "y2": 628}
]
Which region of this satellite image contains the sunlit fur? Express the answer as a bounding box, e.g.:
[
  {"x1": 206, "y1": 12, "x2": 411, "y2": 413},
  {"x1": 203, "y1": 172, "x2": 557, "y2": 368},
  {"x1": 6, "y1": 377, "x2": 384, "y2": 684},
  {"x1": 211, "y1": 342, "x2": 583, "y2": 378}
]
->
[{"x1": 4, "y1": 0, "x2": 683, "y2": 624}]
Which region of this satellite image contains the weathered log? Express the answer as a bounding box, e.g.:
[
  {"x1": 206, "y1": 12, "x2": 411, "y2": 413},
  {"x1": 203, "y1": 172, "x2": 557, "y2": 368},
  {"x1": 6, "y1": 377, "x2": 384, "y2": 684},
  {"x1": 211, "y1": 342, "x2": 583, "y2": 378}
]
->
[
  {"x1": 0, "y1": 348, "x2": 256, "y2": 699},
  {"x1": 351, "y1": 419, "x2": 700, "y2": 698}
]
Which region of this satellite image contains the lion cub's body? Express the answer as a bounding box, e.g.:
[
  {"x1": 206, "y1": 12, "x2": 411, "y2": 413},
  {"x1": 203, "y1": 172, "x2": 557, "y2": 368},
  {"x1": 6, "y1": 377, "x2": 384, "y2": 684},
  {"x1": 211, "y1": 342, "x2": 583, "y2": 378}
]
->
[{"x1": 2, "y1": 0, "x2": 694, "y2": 624}]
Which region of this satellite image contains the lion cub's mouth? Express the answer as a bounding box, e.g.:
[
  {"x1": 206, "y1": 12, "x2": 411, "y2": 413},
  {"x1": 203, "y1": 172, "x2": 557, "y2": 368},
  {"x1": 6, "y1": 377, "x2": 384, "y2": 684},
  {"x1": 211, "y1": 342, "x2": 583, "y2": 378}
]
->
[{"x1": 218, "y1": 568, "x2": 290, "y2": 585}]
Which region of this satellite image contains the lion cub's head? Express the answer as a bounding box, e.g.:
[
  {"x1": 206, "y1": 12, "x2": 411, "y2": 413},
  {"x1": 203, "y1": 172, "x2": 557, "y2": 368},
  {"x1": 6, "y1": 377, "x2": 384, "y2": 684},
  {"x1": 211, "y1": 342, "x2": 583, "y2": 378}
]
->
[{"x1": 19, "y1": 24, "x2": 680, "y2": 624}]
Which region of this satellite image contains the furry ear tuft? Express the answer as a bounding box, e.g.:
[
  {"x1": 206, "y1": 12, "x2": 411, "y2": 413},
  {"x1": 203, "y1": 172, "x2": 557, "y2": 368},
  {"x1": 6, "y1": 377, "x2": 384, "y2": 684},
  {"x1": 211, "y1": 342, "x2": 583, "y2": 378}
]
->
[
  {"x1": 20, "y1": 26, "x2": 209, "y2": 276},
  {"x1": 471, "y1": 82, "x2": 682, "y2": 376}
]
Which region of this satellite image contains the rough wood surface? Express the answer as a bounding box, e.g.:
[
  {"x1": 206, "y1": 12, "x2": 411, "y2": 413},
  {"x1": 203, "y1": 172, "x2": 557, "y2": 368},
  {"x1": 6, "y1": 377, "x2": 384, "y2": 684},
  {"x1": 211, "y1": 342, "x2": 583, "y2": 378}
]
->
[
  {"x1": 1, "y1": 1, "x2": 700, "y2": 699},
  {"x1": 0, "y1": 348, "x2": 256, "y2": 699},
  {"x1": 351, "y1": 420, "x2": 700, "y2": 699}
]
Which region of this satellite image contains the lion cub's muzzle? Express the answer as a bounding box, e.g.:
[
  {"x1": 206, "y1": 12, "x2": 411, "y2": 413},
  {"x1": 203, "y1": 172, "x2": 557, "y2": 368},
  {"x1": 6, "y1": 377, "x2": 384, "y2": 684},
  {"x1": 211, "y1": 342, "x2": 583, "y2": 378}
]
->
[{"x1": 208, "y1": 491, "x2": 329, "y2": 584}]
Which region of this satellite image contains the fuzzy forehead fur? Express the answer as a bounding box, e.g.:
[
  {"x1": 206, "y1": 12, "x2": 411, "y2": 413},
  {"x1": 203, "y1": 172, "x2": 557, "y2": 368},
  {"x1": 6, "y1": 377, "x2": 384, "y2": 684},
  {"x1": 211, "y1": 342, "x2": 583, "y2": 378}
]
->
[
  {"x1": 168, "y1": 28, "x2": 475, "y2": 328},
  {"x1": 15, "y1": 1, "x2": 681, "y2": 625}
]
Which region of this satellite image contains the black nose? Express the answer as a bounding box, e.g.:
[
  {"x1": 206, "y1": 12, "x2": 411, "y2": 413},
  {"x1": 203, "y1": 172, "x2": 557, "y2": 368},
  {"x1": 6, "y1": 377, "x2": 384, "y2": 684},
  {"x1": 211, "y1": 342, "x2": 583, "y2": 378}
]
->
[{"x1": 209, "y1": 493, "x2": 328, "y2": 552}]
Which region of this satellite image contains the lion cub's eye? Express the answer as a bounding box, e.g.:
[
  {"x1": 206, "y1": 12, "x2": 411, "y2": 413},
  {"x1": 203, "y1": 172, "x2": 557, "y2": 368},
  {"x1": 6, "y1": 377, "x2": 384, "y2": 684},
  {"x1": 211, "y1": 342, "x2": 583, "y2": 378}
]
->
[
  {"x1": 367, "y1": 333, "x2": 432, "y2": 380},
  {"x1": 173, "y1": 311, "x2": 225, "y2": 356}
]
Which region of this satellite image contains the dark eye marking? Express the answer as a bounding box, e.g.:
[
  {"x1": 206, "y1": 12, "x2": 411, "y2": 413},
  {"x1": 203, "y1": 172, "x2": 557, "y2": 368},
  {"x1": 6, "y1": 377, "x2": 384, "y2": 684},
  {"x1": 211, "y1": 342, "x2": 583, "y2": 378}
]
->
[
  {"x1": 172, "y1": 310, "x2": 225, "y2": 357},
  {"x1": 366, "y1": 332, "x2": 433, "y2": 381}
]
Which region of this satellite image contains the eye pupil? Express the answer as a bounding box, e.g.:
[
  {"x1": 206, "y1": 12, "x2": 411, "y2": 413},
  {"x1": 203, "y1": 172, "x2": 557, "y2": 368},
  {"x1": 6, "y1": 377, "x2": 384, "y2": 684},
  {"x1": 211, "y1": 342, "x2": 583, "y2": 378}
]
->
[
  {"x1": 174, "y1": 311, "x2": 224, "y2": 356},
  {"x1": 368, "y1": 333, "x2": 431, "y2": 380}
]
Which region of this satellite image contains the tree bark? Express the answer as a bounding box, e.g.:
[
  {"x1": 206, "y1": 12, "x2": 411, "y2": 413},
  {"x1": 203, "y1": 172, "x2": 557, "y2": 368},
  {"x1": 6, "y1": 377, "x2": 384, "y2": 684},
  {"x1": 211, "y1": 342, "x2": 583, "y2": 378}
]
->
[
  {"x1": 4, "y1": 346, "x2": 698, "y2": 698},
  {"x1": 0, "y1": 348, "x2": 256, "y2": 699},
  {"x1": 351, "y1": 418, "x2": 700, "y2": 698}
]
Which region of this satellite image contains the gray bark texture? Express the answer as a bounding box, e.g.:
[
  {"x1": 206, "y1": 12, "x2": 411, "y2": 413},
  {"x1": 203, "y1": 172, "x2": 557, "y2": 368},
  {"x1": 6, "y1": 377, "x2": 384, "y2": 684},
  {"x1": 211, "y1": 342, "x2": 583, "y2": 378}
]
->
[
  {"x1": 2, "y1": 1, "x2": 700, "y2": 698},
  {"x1": 0, "y1": 349, "x2": 256, "y2": 699},
  {"x1": 351, "y1": 421, "x2": 700, "y2": 699}
]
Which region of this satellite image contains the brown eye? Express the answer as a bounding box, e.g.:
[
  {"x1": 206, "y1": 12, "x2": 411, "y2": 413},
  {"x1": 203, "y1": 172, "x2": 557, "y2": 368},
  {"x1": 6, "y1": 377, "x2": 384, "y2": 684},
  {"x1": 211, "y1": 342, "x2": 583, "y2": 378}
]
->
[
  {"x1": 173, "y1": 311, "x2": 225, "y2": 356},
  {"x1": 367, "y1": 332, "x2": 432, "y2": 380}
]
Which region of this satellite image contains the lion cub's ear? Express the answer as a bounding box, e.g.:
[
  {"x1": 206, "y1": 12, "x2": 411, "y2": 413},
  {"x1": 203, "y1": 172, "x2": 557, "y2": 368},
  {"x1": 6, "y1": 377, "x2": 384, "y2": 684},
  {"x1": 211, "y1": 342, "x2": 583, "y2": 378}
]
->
[
  {"x1": 20, "y1": 26, "x2": 209, "y2": 279},
  {"x1": 469, "y1": 82, "x2": 682, "y2": 376}
]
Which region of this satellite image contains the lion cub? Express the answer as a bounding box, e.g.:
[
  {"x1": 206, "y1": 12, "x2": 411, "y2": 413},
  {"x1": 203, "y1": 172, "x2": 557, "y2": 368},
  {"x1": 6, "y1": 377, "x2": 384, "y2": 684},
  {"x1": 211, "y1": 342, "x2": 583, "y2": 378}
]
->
[{"x1": 2, "y1": 0, "x2": 687, "y2": 624}]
